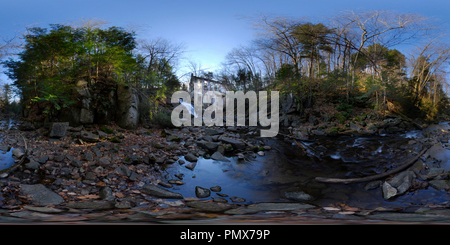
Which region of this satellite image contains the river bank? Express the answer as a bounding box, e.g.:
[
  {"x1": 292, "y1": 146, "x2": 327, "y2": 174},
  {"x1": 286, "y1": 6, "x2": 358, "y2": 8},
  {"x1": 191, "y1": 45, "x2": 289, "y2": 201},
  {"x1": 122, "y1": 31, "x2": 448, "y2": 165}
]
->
[{"x1": 2, "y1": 117, "x2": 450, "y2": 223}]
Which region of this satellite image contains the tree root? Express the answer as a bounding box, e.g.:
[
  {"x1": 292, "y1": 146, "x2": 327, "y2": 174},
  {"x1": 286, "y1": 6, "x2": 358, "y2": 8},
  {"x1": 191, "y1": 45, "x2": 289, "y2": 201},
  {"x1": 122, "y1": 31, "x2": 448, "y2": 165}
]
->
[{"x1": 315, "y1": 145, "x2": 431, "y2": 184}]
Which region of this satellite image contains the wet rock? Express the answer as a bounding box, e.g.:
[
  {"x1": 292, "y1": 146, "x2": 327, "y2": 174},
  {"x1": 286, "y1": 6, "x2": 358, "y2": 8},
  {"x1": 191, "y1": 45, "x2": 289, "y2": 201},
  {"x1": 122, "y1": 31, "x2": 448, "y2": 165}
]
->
[
  {"x1": 158, "y1": 182, "x2": 173, "y2": 188},
  {"x1": 217, "y1": 145, "x2": 225, "y2": 155},
  {"x1": 49, "y1": 122, "x2": 69, "y2": 138},
  {"x1": 114, "y1": 164, "x2": 131, "y2": 177},
  {"x1": 211, "y1": 151, "x2": 230, "y2": 162},
  {"x1": 387, "y1": 170, "x2": 416, "y2": 195},
  {"x1": 25, "y1": 161, "x2": 40, "y2": 170},
  {"x1": 219, "y1": 137, "x2": 246, "y2": 150},
  {"x1": 230, "y1": 196, "x2": 246, "y2": 202},
  {"x1": 98, "y1": 157, "x2": 111, "y2": 167},
  {"x1": 155, "y1": 157, "x2": 165, "y2": 164},
  {"x1": 429, "y1": 180, "x2": 450, "y2": 191},
  {"x1": 184, "y1": 153, "x2": 198, "y2": 162},
  {"x1": 166, "y1": 159, "x2": 176, "y2": 164},
  {"x1": 196, "y1": 141, "x2": 219, "y2": 152},
  {"x1": 174, "y1": 173, "x2": 184, "y2": 180},
  {"x1": 205, "y1": 128, "x2": 224, "y2": 136},
  {"x1": 97, "y1": 130, "x2": 108, "y2": 139},
  {"x1": 38, "y1": 155, "x2": 49, "y2": 164},
  {"x1": 12, "y1": 148, "x2": 24, "y2": 158},
  {"x1": 99, "y1": 187, "x2": 114, "y2": 200},
  {"x1": 80, "y1": 130, "x2": 99, "y2": 143},
  {"x1": 66, "y1": 200, "x2": 115, "y2": 210},
  {"x1": 166, "y1": 143, "x2": 180, "y2": 151},
  {"x1": 349, "y1": 122, "x2": 362, "y2": 132},
  {"x1": 83, "y1": 152, "x2": 94, "y2": 162},
  {"x1": 428, "y1": 168, "x2": 445, "y2": 175},
  {"x1": 71, "y1": 159, "x2": 83, "y2": 168},
  {"x1": 382, "y1": 182, "x2": 397, "y2": 199},
  {"x1": 185, "y1": 162, "x2": 196, "y2": 170},
  {"x1": 167, "y1": 135, "x2": 181, "y2": 142},
  {"x1": 123, "y1": 155, "x2": 140, "y2": 165},
  {"x1": 20, "y1": 184, "x2": 64, "y2": 206},
  {"x1": 212, "y1": 196, "x2": 228, "y2": 203},
  {"x1": 284, "y1": 190, "x2": 315, "y2": 201},
  {"x1": 84, "y1": 172, "x2": 96, "y2": 181},
  {"x1": 0, "y1": 145, "x2": 10, "y2": 152},
  {"x1": 185, "y1": 200, "x2": 234, "y2": 213},
  {"x1": 236, "y1": 153, "x2": 245, "y2": 160},
  {"x1": 203, "y1": 135, "x2": 213, "y2": 142},
  {"x1": 195, "y1": 186, "x2": 211, "y2": 198},
  {"x1": 115, "y1": 200, "x2": 134, "y2": 209},
  {"x1": 141, "y1": 184, "x2": 183, "y2": 199},
  {"x1": 210, "y1": 186, "x2": 221, "y2": 192},
  {"x1": 168, "y1": 179, "x2": 184, "y2": 185}
]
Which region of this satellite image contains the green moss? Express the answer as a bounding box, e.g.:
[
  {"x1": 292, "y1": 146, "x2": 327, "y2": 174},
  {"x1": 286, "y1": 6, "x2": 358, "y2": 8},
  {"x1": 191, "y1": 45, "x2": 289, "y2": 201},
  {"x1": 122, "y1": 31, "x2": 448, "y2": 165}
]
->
[
  {"x1": 100, "y1": 126, "x2": 114, "y2": 134},
  {"x1": 109, "y1": 137, "x2": 122, "y2": 143}
]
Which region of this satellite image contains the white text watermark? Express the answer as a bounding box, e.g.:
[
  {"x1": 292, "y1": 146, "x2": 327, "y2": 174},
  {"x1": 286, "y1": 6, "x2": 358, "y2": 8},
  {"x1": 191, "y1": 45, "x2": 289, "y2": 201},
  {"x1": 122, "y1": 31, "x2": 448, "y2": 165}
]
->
[{"x1": 170, "y1": 86, "x2": 279, "y2": 137}]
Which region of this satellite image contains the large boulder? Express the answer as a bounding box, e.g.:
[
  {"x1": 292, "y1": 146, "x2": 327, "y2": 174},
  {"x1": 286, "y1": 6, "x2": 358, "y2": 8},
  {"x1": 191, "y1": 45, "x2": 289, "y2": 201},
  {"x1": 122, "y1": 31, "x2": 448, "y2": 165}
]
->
[
  {"x1": 80, "y1": 130, "x2": 100, "y2": 143},
  {"x1": 20, "y1": 184, "x2": 64, "y2": 206},
  {"x1": 80, "y1": 108, "x2": 94, "y2": 124},
  {"x1": 116, "y1": 85, "x2": 139, "y2": 130},
  {"x1": 49, "y1": 122, "x2": 69, "y2": 138}
]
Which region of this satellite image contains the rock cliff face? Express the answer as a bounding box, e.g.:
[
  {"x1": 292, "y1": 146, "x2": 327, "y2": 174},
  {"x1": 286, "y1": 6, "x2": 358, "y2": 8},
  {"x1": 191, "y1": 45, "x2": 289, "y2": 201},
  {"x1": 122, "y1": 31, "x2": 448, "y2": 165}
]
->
[
  {"x1": 116, "y1": 85, "x2": 140, "y2": 130},
  {"x1": 59, "y1": 81, "x2": 147, "y2": 129}
]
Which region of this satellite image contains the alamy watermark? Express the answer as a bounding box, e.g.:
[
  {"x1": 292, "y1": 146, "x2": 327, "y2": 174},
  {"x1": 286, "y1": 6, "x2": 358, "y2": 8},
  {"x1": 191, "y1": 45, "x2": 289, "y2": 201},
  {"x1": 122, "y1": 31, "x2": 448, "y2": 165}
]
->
[{"x1": 170, "y1": 85, "x2": 279, "y2": 137}]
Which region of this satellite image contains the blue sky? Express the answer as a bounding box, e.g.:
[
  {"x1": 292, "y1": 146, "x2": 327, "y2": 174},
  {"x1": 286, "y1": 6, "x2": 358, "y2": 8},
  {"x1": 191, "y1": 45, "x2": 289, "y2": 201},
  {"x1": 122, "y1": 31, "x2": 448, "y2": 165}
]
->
[{"x1": 1, "y1": 0, "x2": 449, "y2": 83}]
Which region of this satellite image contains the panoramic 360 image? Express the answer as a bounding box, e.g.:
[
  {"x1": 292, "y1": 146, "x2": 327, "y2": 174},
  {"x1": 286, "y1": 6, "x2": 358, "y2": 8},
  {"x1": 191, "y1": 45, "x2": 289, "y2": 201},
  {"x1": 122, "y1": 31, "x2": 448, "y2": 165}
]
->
[{"x1": 1, "y1": 0, "x2": 450, "y2": 231}]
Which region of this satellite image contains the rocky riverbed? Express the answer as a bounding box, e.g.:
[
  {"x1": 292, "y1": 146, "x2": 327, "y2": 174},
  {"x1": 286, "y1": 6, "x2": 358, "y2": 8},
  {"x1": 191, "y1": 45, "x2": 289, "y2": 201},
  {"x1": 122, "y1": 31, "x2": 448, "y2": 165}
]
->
[{"x1": 3, "y1": 118, "x2": 450, "y2": 223}]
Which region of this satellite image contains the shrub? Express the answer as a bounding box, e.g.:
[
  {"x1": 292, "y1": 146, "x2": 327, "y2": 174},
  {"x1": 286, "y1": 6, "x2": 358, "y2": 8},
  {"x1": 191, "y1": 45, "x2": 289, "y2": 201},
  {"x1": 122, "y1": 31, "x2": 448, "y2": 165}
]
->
[
  {"x1": 152, "y1": 108, "x2": 173, "y2": 128},
  {"x1": 334, "y1": 112, "x2": 348, "y2": 124}
]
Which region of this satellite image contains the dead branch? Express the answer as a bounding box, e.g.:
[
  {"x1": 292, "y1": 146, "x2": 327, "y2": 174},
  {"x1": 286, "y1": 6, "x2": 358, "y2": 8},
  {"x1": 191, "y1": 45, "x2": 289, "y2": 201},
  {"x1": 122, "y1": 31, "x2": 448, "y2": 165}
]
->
[{"x1": 315, "y1": 145, "x2": 430, "y2": 184}]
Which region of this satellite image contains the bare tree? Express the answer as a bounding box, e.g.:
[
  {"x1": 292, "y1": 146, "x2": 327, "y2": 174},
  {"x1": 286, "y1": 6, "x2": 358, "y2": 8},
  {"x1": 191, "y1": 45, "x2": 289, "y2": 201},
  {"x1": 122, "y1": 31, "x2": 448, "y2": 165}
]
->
[
  {"x1": 250, "y1": 14, "x2": 306, "y2": 73},
  {"x1": 225, "y1": 45, "x2": 260, "y2": 77},
  {"x1": 0, "y1": 35, "x2": 20, "y2": 59},
  {"x1": 407, "y1": 36, "x2": 450, "y2": 104},
  {"x1": 138, "y1": 37, "x2": 186, "y2": 75},
  {"x1": 331, "y1": 10, "x2": 434, "y2": 92}
]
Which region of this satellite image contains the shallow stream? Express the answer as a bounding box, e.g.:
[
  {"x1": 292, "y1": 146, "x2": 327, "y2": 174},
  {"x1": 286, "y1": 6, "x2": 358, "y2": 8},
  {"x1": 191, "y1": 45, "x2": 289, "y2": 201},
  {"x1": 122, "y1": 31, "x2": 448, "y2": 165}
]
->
[{"x1": 163, "y1": 122, "x2": 450, "y2": 209}]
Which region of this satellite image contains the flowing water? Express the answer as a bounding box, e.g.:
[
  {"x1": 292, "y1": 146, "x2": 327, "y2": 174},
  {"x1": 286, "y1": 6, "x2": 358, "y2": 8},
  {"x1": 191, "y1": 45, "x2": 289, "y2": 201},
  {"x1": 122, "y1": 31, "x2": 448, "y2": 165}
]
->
[{"x1": 163, "y1": 122, "x2": 450, "y2": 209}]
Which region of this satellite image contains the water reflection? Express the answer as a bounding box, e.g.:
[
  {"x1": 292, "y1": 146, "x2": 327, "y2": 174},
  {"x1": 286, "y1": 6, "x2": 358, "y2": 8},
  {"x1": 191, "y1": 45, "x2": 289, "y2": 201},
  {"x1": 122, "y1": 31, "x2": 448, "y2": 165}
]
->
[
  {"x1": 0, "y1": 148, "x2": 17, "y2": 173},
  {"x1": 163, "y1": 126, "x2": 450, "y2": 209}
]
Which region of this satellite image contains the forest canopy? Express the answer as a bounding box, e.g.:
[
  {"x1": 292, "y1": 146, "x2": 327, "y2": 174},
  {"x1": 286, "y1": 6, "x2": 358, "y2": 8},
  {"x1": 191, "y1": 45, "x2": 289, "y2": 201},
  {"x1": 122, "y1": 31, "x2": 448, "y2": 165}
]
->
[{"x1": 1, "y1": 10, "x2": 449, "y2": 125}]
